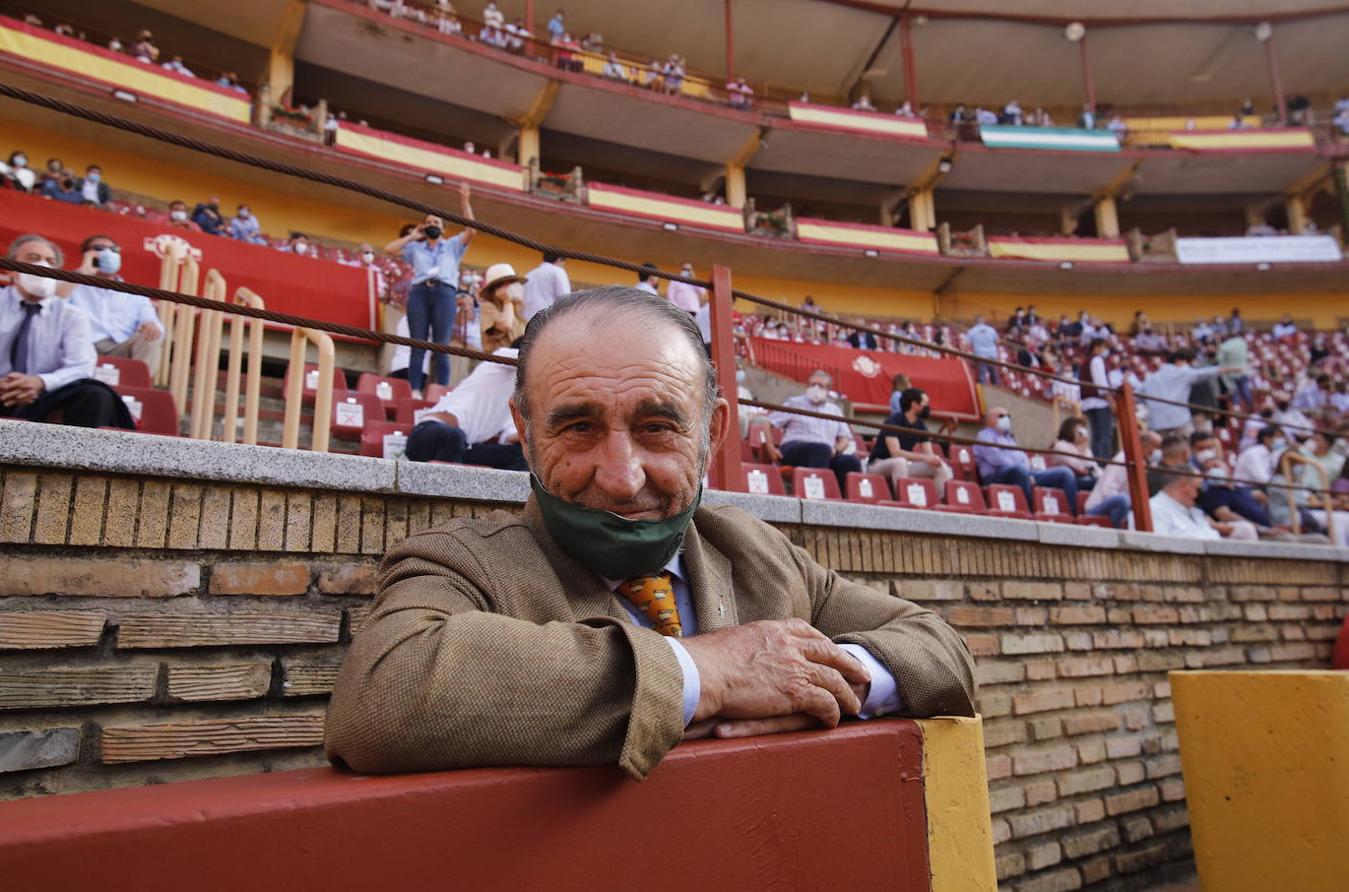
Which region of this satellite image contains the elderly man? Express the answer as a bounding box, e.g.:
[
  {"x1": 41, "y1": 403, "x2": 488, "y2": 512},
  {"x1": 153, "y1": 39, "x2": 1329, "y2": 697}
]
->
[
  {"x1": 326, "y1": 288, "x2": 975, "y2": 778},
  {"x1": 973, "y1": 407, "x2": 1077, "y2": 508},
  {"x1": 758, "y1": 370, "x2": 863, "y2": 492},
  {"x1": 0, "y1": 235, "x2": 132, "y2": 428},
  {"x1": 1150, "y1": 467, "x2": 1220, "y2": 540},
  {"x1": 65, "y1": 235, "x2": 164, "y2": 377}
]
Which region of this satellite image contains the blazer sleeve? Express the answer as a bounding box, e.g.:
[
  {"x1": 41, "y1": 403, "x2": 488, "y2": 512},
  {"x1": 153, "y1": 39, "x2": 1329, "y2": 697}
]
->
[
  {"x1": 324, "y1": 535, "x2": 686, "y2": 780},
  {"x1": 792, "y1": 544, "x2": 976, "y2": 719}
]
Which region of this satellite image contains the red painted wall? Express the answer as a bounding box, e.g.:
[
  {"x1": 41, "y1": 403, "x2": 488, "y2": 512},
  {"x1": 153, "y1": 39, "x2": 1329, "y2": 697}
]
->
[
  {"x1": 0, "y1": 723, "x2": 931, "y2": 891},
  {"x1": 0, "y1": 189, "x2": 372, "y2": 330}
]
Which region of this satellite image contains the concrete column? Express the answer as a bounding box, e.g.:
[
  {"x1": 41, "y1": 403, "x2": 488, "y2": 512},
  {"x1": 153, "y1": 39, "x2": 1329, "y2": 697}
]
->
[
  {"x1": 911, "y1": 189, "x2": 935, "y2": 231},
  {"x1": 1094, "y1": 196, "x2": 1120, "y2": 238},
  {"x1": 1285, "y1": 194, "x2": 1308, "y2": 234},
  {"x1": 725, "y1": 163, "x2": 747, "y2": 209},
  {"x1": 265, "y1": 0, "x2": 306, "y2": 106},
  {"x1": 518, "y1": 125, "x2": 541, "y2": 167}
]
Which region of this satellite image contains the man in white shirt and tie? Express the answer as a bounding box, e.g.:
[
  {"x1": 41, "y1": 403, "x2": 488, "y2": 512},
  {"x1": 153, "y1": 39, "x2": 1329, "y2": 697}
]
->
[
  {"x1": 64, "y1": 234, "x2": 164, "y2": 377},
  {"x1": 0, "y1": 234, "x2": 132, "y2": 429},
  {"x1": 521, "y1": 252, "x2": 571, "y2": 323}
]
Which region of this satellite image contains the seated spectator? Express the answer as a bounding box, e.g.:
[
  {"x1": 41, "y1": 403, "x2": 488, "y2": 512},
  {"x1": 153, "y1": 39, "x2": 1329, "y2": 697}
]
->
[
  {"x1": 215, "y1": 71, "x2": 249, "y2": 94},
  {"x1": 1078, "y1": 104, "x2": 1096, "y2": 129},
  {"x1": 437, "y1": 11, "x2": 463, "y2": 35},
  {"x1": 1238, "y1": 405, "x2": 1274, "y2": 451},
  {"x1": 1191, "y1": 430, "x2": 1271, "y2": 527},
  {"x1": 665, "y1": 263, "x2": 704, "y2": 315},
  {"x1": 41, "y1": 167, "x2": 82, "y2": 205},
  {"x1": 975, "y1": 106, "x2": 998, "y2": 125},
  {"x1": 1294, "y1": 432, "x2": 1348, "y2": 547},
  {"x1": 167, "y1": 200, "x2": 201, "y2": 232},
  {"x1": 0, "y1": 235, "x2": 133, "y2": 429},
  {"x1": 846, "y1": 320, "x2": 877, "y2": 350},
  {"x1": 867, "y1": 387, "x2": 953, "y2": 495},
  {"x1": 283, "y1": 232, "x2": 313, "y2": 257},
  {"x1": 75, "y1": 164, "x2": 109, "y2": 207},
  {"x1": 1002, "y1": 100, "x2": 1023, "y2": 126},
  {"x1": 758, "y1": 370, "x2": 862, "y2": 492},
  {"x1": 1084, "y1": 430, "x2": 1158, "y2": 529},
  {"x1": 477, "y1": 263, "x2": 527, "y2": 353},
  {"x1": 1049, "y1": 417, "x2": 1100, "y2": 491},
  {"x1": 1292, "y1": 374, "x2": 1331, "y2": 413},
  {"x1": 973, "y1": 407, "x2": 1077, "y2": 508},
  {"x1": 353, "y1": 243, "x2": 388, "y2": 300},
  {"x1": 1150, "y1": 467, "x2": 1220, "y2": 539},
  {"x1": 1234, "y1": 426, "x2": 1283, "y2": 489},
  {"x1": 642, "y1": 59, "x2": 665, "y2": 91},
  {"x1": 228, "y1": 204, "x2": 266, "y2": 244},
  {"x1": 895, "y1": 100, "x2": 913, "y2": 116},
  {"x1": 662, "y1": 55, "x2": 685, "y2": 95},
  {"x1": 1272, "y1": 314, "x2": 1299, "y2": 340},
  {"x1": 3, "y1": 151, "x2": 34, "y2": 192},
  {"x1": 1272, "y1": 394, "x2": 1314, "y2": 440},
  {"x1": 108, "y1": 36, "x2": 124, "y2": 53},
  {"x1": 851, "y1": 95, "x2": 877, "y2": 112},
  {"x1": 65, "y1": 234, "x2": 164, "y2": 377},
  {"x1": 404, "y1": 344, "x2": 526, "y2": 471},
  {"x1": 192, "y1": 197, "x2": 226, "y2": 235},
  {"x1": 887, "y1": 373, "x2": 912, "y2": 415},
  {"x1": 162, "y1": 56, "x2": 195, "y2": 78},
  {"x1": 130, "y1": 30, "x2": 158, "y2": 63},
  {"x1": 601, "y1": 53, "x2": 629, "y2": 82}
]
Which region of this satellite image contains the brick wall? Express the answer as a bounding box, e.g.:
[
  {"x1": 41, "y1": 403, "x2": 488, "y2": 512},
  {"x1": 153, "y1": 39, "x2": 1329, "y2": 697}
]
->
[{"x1": 1, "y1": 460, "x2": 1346, "y2": 891}]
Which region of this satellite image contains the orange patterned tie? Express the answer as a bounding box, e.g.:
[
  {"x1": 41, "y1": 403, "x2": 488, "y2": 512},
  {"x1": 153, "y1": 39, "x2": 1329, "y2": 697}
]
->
[{"x1": 618, "y1": 573, "x2": 683, "y2": 638}]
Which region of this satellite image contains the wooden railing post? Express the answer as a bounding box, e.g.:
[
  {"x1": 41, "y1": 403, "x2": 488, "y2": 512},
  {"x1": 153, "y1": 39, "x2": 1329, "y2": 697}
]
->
[
  {"x1": 189, "y1": 270, "x2": 227, "y2": 440},
  {"x1": 167, "y1": 255, "x2": 200, "y2": 416},
  {"x1": 708, "y1": 265, "x2": 743, "y2": 492},
  {"x1": 223, "y1": 288, "x2": 265, "y2": 446},
  {"x1": 1116, "y1": 381, "x2": 1152, "y2": 532},
  {"x1": 282, "y1": 328, "x2": 336, "y2": 453},
  {"x1": 152, "y1": 239, "x2": 187, "y2": 388}
]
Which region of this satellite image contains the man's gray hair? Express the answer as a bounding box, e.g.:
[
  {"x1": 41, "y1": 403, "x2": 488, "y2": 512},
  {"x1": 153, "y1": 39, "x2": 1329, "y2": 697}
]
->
[
  {"x1": 514, "y1": 284, "x2": 721, "y2": 449},
  {"x1": 7, "y1": 234, "x2": 63, "y2": 268}
]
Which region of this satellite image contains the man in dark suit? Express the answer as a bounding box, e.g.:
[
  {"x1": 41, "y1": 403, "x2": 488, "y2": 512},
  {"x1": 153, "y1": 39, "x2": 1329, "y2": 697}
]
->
[{"x1": 326, "y1": 288, "x2": 975, "y2": 779}]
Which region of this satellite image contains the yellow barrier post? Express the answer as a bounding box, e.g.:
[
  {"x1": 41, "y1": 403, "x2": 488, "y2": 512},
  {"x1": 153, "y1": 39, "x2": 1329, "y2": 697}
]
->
[
  {"x1": 152, "y1": 238, "x2": 187, "y2": 388},
  {"x1": 168, "y1": 255, "x2": 201, "y2": 415},
  {"x1": 221, "y1": 287, "x2": 265, "y2": 446},
  {"x1": 189, "y1": 270, "x2": 227, "y2": 440},
  {"x1": 281, "y1": 328, "x2": 335, "y2": 453}
]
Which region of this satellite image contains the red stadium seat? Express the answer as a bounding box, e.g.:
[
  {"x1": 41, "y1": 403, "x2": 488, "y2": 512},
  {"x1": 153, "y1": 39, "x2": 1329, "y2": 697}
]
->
[
  {"x1": 356, "y1": 373, "x2": 413, "y2": 417},
  {"x1": 394, "y1": 397, "x2": 435, "y2": 425},
  {"x1": 950, "y1": 445, "x2": 977, "y2": 481},
  {"x1": 985, "y1": 484, "x2": 1034, "y2": 520},
  {"x1": 792, "y1": 467, "x2": 841, "y2": 500},
  {"x1": 93, "y1": 356, "x2": 152, "y2": 390},
  {"x1": 943, "y1": 480, "x2": 985, "y2": 514},
  {"x1": 888, "y1": 477, "x2": 945, "y2": 511},
  {"x1": 115, "y1": 386, "x2": 179, "y2": 436},
  {"x1": 360, "y1": 420, "x2": 414, "y2": 458},
  {"x1": 742, "y1": 462, "x2": 785, "y2": 496},
  {"x1": 1033, "y1": 486, "x2": 1075, "y2": 523},
  {"x1": 284, "y1": 363, "x2": 348, "y2": 404},
  {"x1": 330, "y1": 393, "x2": 385, "y2": 438},
  {"x1": 845, "y1": 472, "x2": 890, "y2": 504}
]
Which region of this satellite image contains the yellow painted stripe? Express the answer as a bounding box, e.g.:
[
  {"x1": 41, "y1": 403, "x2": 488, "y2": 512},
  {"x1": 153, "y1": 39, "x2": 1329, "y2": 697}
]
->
[
  {"x1": 797, "y1": 220, "x2": 939, "y2": 254},
  {"x1": 919, "y1": 717, "x2": 997, "y2": 891},
  {"x1": 1168, "y1": 130, "x2": 1315, "y2": 151},
  {"x1": 789, "y1": 104, "x2": 929, "y2": 139},
  {"x1": 1126, "y1": 115, "x2": 1259, "y2": 131},
  {"x1": 0, "y1": 24, "x2": 250, "y2": 123},
  {"x1": 335, "y1": 128, "x2": 525, "y2": 191},
  {"x1": 988, "y1": 239, "x2": 1129, "y2": 262},
  {"x1": 587, "y1": 185, "x2": 743, "y2": 230}
]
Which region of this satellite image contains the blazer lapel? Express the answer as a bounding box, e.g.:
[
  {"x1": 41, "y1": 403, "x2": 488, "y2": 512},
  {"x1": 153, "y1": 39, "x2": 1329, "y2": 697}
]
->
[
  {"x1": 681, "y1": 516, "x2": 738, "y2": 634},
  {"x1": 521, "y1": 497, "x2": 629, "y2": 623}
]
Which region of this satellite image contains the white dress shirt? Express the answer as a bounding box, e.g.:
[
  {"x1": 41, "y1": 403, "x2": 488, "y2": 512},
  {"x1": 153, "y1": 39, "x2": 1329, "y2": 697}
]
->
[
  {"x1": 0, "y1": 286, "x2": 96, "y2": 392},
  {"x1": 635, "y1": 280, "x2": 659, "y2": 295},
  {"x1": 521, "y1": 261, "x2": 571, "y2": 322},
  {"x1": 1233, "y1": 443, "x2": 1277, "y2": 487},
  {"x1": 420, "y1": 347, "x2": 517, "y2": 444},
  {"x1": 1149, "y1": 491, "x2": 1219, "y2": 540},
  {"x1": 769, "y1": 395, "x2": 851, "y2": 447},
  {"x1": 67, "y1": 283, "x2": 162, "y2": 344},
  {"x1": 665, "y1": 281, "x2": 705, "y2": 314},
  {"x1": 604, "y1": 554, "x2": 901, "y2": 726},
  {"x1": 1139, "y1": 363, "x2": 1221, "y2": 431}
]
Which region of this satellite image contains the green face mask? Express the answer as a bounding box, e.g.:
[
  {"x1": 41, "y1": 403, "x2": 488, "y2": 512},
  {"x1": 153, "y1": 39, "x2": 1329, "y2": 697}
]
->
[{"x1": 530, "y1": 475, "x2": 701, "y2": 580}]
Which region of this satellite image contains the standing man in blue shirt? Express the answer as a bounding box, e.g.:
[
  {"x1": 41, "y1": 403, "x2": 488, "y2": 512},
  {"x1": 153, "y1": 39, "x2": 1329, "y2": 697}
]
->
[
  {"x1": 384, "y1": 182, "x2": 475, "y2": 397},
  {"x1": 965, "y1": 315, "x2": 1001, "y2": 385}
]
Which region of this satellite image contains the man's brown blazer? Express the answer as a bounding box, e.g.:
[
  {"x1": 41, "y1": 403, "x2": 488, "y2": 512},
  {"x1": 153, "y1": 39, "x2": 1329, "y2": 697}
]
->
[{"x1": 325, "y1": 497, "x2": 976, "y2": 779}]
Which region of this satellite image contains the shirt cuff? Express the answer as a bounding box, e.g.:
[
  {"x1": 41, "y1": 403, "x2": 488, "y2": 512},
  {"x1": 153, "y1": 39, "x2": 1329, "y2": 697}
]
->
[
  {"x1": 663, "y1": 637, "x2": 701, "y2": 727},
  {"x1": 838, "y1": 643, "x2": 903, "y2": 719}
]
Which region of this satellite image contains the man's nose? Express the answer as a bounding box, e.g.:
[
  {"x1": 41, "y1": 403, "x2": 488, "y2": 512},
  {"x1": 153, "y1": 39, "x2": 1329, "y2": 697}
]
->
[{"x1": 591, "y1": 431, "x2": 645, "y2": 502}]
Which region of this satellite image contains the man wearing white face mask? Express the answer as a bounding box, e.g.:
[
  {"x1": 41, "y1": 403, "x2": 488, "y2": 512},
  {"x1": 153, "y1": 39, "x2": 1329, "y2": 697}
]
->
[
  {"x1": 66, "y1": 235, "x2": 164, "y2": 376},
  {"x1": 761, "y1": 370, "x2": 862, "y2": 492},
  {"x1": 0, "y1": 234, "x2": 132, "y2": 428}
]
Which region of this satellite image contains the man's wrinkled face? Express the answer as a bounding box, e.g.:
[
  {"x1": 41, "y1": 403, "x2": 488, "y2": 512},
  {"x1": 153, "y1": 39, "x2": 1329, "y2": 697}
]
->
[{"x1": 513, "y1": 311, "x2": 728, "y2": 520}]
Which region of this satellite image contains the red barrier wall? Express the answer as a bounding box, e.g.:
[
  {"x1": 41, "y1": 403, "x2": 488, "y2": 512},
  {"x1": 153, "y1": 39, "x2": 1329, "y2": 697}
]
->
[
  {"x1": 0, "y1": 723, "x2": 930, "y2": 891},
  {"x1": 751, "y1": 337, "x2": 980, "y2": 420},
  {"x1": 0, "y1": 190, "x2": 372, "y2": 330}
]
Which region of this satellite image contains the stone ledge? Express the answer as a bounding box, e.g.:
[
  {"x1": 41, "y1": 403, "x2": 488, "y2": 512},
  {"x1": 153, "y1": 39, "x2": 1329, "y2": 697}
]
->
[
  {"x1": 1118, "y1": 532, "x2": 1208, "y2": 555},
  {"x1": 800, "y1": 500, "x2": 1040, "y2": 541},
  {"x1": 0, "y1": 421, "x2": 398, "y2": 493},
  {"x1": 394, "y1": 460, "x2": 529, "y2": 503},
  {"x1": 1035, "y1": 521, "x2": 1122, "y2": 549},
  {"x1": 702, "y1": 490, "x2": 802, "y2": 523},
  {"x1": 1202, "y1": 538, "x2": 1349, "y2": 563}
]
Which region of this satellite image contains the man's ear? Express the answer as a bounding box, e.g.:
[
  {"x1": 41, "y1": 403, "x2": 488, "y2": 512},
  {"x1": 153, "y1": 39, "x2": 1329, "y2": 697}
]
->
[
  {"x1": 706, "y1": 396, "x2": 731, "y2": 459},
  {"x1": 509, "y1": 396, "x2": 530, "y2": 455}
]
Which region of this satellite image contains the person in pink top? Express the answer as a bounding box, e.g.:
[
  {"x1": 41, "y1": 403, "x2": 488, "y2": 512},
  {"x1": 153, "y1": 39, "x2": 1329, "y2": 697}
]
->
[
  {"x1": 664, "y1": 262, "x2": 705, "y2": 315},
  {"x1": 1048, "y1": 417, "x2": 1102, "y2": 492}
]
